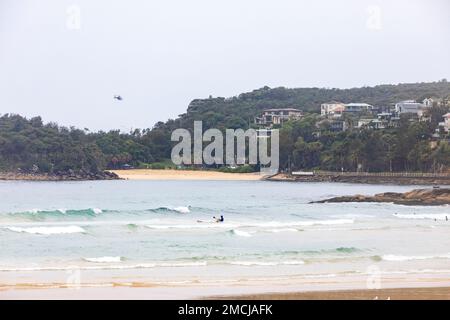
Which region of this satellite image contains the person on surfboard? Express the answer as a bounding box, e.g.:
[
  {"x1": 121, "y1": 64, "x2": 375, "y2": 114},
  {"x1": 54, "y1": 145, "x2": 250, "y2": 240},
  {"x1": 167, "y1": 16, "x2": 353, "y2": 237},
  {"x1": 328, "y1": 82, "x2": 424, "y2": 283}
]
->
[{"x1": 197, "y1": 215, "x2": 224, "y2": 223}]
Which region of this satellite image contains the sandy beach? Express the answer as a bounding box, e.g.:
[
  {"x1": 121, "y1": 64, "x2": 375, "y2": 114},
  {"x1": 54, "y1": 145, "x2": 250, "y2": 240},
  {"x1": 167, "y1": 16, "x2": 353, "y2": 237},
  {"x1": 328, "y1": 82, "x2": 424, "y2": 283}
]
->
[
  {"x1": 110, "y1": 169, "x2": 263, "y2": 181},
  {"x1": 1, "y1": 286, "x2": 449, "y2": 300},
  {"x1": 2, "y1": 267, "x2": 450, "y2": 300},
  {"x1": 220, "y1": 287, "x2": 450, "y2": 300}
]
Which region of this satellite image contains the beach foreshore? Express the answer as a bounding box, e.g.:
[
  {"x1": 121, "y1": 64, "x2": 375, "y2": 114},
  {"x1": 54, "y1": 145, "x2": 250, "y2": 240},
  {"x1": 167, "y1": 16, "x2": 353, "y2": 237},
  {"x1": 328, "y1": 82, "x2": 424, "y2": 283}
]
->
[
  {"x1": 216, "y1": 287, "x2": 450, "y2": 300},
  {"x1": 1, "y1": 286, "x2": 449, "y2": 300},
  {"x1": 110, "y1": 169, "x2": 263, "y2": 181},
  {"x1": 1, "y1": 270, "x2": 450, "y2": 300}
]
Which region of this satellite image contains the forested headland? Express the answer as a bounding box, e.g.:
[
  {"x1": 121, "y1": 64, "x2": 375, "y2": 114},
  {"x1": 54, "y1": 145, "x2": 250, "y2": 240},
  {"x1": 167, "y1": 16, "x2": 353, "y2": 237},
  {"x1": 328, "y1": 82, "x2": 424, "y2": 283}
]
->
[{"x1": 1, "y1": 81, "x2": 450, "y2": 179}]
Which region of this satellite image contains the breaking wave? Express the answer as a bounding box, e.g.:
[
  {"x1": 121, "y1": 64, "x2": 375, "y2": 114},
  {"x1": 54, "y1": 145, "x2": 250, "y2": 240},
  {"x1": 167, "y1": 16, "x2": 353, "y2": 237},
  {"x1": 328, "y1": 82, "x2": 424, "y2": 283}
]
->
[
  {"x1": 145, "y1": 219, "x2": 354, "y2": 231},
  {"x1": 0, "y1": 261, "x2": 208, "y2": 272},
  {"x1": 5, "y1": 225, "x2": 86, "y2": 235},
  {"x1": 149, "y1": 206, "x2": 191, "y2": 214},
  {"x1": 6, "y1": 208, "x2": 103, "y2": 219},
  {"x1": 382, "y1": 253, "x2": 450, "y2": 262},
  {"x1": 228, "y1": 229, "x2": 252, "y2": 237},
  {"x1": 3, "y1": 205, "x2": 193, "y2": 221},
  {"x1": 393, "y1": 213, "x2": 450, "y2": 221}
]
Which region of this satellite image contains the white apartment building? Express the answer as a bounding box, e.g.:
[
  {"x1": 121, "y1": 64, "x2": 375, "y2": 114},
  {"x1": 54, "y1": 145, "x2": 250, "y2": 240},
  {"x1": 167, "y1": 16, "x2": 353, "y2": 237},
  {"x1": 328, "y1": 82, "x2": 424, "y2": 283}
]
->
[
  {"x1": 344, "y1": 103, "x2": 373, "y2": 114},
  {"x1": 394, "y1": 100, "x2": 425, "y2": 115}
]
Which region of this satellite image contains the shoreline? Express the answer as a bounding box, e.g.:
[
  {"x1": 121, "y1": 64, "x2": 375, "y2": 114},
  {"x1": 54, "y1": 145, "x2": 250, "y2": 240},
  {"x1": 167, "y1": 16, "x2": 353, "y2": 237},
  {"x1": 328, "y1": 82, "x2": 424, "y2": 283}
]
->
[
  {"x1": 0, "y1": 171, "x2": 119, "y2": 181},
  {"x1": 2, "y1": 269, "x2": 450, "y2": 300},
  {"x1": 109, "y1": 169, "x2": 263, "y2": 181},
  {"x1": 2, "y1": 169, "x2": 449, "y2": 185},
  {"x1": 267, "y1": 173, "x2": 450, "y2": 185}
]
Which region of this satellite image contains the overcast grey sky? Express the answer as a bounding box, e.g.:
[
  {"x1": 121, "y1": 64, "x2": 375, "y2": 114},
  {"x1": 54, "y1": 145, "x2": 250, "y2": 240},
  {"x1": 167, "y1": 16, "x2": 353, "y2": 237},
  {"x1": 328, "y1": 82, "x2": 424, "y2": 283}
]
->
[{"x1": 1, "y1": 0, "x2": 449, "y2": 131}]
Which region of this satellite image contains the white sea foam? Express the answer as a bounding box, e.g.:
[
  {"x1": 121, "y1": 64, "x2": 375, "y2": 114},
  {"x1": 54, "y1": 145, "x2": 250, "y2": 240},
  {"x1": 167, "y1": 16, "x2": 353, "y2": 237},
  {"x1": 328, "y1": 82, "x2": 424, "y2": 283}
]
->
[
  {"x1": 268, "y1": 228, "x2": 298, "y2": 233},
  {"x1": 84, "y1": 256, "x2": 123, "y2": 263},
  {"x1": 330, "y1": 214, "x2": 375, "y2": 219},
  {"x1": 0, "y1": 261, "x2": 208, "y2": 272},
  {"x1": 230, "y1": 229, "x2": 252, "y2": 237},
  {"x1": 251, "y1": 219, "x2": 354, "y2": 228},
  {"x1": 146, "y1": 223, "x2": 229, "y2": 230},
  {"x1": 229, "y1": 260, "x2": 304, "y2": 266},
  {"x1": 172, "y1": 206, "x2": 190, "y2": 214},
  {"x1": 278, "y1": 260, "x2": 305, "y2": 265},
  {"x1": 5, "y1": 225, "x2": 86, "y2": 235},
  {"x1": 145, "y1": 219, "x2": 354, "y2": 231},
  {"x1": 382, "y1": 253, "x2": 450, "y2": 262},
  {"x1": 229, "y1": 261, "x2": 277, "y2": 266},
  {"x1": 92, "y1": 208, "x2": 103, "y2": 214},
  {"x1": 393, "y1": 213, "x2": 449, "y2": 221},
  {"x1": 157, "y1": 261, "x2": 207, "y2": 267}
]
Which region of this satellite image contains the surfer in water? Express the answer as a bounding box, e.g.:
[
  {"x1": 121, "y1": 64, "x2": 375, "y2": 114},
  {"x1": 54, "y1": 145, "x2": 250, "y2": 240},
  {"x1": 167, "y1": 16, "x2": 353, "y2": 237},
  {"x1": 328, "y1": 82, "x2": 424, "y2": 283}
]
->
[
  {"x1": 213, "y1": 215, "x2": 224, "y2": 223},
  {"x1": 197, "y1": 215, "x2": 224, "y2": 223}
]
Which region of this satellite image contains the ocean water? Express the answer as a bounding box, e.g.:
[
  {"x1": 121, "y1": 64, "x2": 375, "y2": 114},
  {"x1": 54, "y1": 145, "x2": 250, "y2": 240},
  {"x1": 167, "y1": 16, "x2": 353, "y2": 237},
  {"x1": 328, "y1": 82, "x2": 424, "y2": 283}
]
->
[{"x1": 0, "y1": 180, "x2": 449, "y2": 287}]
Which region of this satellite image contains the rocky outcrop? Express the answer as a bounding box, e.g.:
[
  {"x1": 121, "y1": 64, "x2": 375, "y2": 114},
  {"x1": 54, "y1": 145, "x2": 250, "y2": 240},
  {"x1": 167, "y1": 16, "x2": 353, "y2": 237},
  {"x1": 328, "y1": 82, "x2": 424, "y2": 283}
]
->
[
  {"x1": 312, "y1": 188, "x2": 450, "y2": 206},
  {"x1": 0, "y1": 170, "x2": 120, "y2": 181}
]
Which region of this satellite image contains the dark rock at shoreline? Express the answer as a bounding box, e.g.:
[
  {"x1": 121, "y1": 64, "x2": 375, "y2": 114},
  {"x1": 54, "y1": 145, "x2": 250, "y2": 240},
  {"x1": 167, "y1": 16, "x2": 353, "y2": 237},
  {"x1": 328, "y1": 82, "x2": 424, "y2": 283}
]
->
[
  {"x1": 0, "y1": 170, "x2": 120, "y2": 181},
  {"x1": 312, "y1": 188, "x2": 450, "y2": 206}
]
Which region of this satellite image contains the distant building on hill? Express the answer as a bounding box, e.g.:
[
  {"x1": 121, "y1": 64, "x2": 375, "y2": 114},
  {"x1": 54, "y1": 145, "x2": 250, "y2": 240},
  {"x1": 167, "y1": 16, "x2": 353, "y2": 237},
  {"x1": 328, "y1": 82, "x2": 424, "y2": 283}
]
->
[
  {"x1": 357, "y1": 112, "x2": 400, "y2": 130},
  {"x1": 343, "y1": 103, "x2": 374, "y2": 114},
  {"x1": 357, "y1": 118, "x2": 374, "y2": 128},
  {"x1": 377, "y1": 112, "x2": 400, "y2": 128},
  {"x1": 394, "y1": 100, "x2": 425, "y2": 115},
  {"x1": 320, "y1": 102, "x2": 346, "y2": 117},
  {"x1": 316, "y1": 119, "x2": 348, "y2": 132},
  {"x1": 254, "y1": 108, "x2": 303, "y2": 127},
  {"x1": 422, "y1": 98, "x2": 435, "y2": 108},
  {"x1": 439, "y1": 113, "x2": 450, "y2": 133}
]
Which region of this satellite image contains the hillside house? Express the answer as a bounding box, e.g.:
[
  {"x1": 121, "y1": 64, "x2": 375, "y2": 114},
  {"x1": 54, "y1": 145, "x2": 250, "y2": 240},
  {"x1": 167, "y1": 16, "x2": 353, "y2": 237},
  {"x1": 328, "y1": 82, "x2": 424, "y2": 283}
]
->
[
  {"x1": 254, "y1": 108, "x2": 303, "y2": 127},
  {"x1": 439, "y1": 113, "x2": 450, "y2": 133},
  {"x1": 320, "y1": 102, "x2": 345, "y2": 118},
  {"x1": 394, "y1": 100, "x2": 425, "y2": 115},
  {"x1": 343, "y1": 103, "x2": 374, "y2": 114}
]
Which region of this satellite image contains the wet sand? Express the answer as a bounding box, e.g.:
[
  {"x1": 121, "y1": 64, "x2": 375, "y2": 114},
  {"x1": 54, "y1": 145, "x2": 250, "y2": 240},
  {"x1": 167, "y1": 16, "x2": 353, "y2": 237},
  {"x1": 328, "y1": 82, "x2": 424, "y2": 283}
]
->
[
  {"x1": 218, "y1": 287, "x2": 450, "y2": 300},
  {"x1": 2, "y1": 269, "x2": 450, "y2": 300},
  {"x1": 1, "y1": 286, "x2": 449, "y2": 300}
]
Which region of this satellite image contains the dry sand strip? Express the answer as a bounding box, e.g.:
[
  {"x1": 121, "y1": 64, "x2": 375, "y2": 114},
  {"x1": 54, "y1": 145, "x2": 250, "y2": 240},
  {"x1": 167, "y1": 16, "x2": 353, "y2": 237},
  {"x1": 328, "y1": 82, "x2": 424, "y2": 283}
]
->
[
  {"x1": 211, "y1": 287, "x2": 450, "y2": 300},
  {"x1": 110, "y1": 169, "x2": 263, "y2": 181}
]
